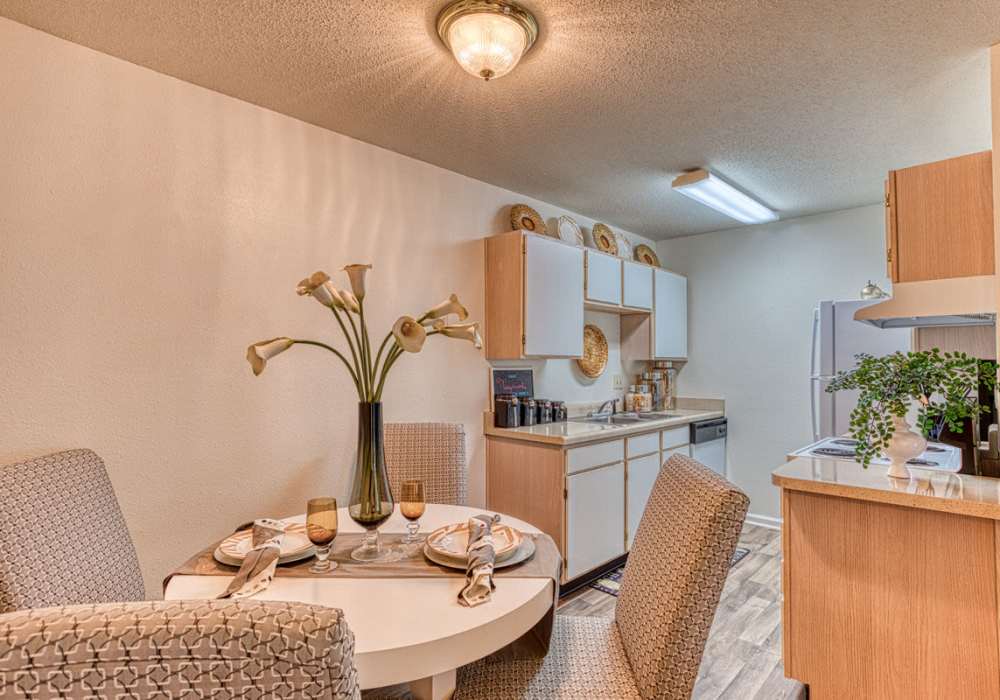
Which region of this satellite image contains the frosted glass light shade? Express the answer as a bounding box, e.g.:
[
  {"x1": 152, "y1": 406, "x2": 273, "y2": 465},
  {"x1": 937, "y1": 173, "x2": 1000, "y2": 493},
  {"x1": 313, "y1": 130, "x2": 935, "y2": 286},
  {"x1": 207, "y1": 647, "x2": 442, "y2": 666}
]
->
[
  {"x1": 671, "y1": 169, "x2": 778, "y2": 225},
  {"x1": 437, "y1": 1, "x2": 538, "y2": 82}
]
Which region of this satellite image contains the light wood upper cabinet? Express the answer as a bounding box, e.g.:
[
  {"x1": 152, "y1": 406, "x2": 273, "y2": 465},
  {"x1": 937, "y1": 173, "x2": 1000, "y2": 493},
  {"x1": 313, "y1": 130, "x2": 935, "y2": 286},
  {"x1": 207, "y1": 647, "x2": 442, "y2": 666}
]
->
[
  {"x1": 622, "y1": 261, "x2": 653, "y2": 309},
  {"x1": 585, "y1": 249, "x2": 622, "y2": 305},
  {"x1": 653, "y1": 268, "x2": 688, "y2": 359},
  {"x1": 485, "y1": 230, "x2": 584, "y2": 360},
  {"x1": 886, "y1": 151, "x2": 994, "y2": 283}
]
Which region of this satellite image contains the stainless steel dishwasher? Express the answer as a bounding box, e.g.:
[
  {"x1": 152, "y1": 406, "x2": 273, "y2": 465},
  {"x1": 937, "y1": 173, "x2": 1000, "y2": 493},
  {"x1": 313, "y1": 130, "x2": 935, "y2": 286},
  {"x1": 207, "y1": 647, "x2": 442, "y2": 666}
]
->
[{"x1": 690, "y1": 418, "x2": 728, "y2": 476}]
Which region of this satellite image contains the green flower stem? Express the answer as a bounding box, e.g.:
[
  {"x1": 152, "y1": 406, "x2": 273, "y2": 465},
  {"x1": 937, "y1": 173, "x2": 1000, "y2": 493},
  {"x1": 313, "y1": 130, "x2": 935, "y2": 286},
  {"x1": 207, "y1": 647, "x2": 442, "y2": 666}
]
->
[
  {"x1": 371, "y1": 331, "x2": 394, "y2": 386},
  {"x1": 373, "y1": 331, "x2": 440, "y2": 401},
  {"x1": 291, "y1": 339, "x2": 361, "y2": 395},
  {"x1": 343, "y1": 311, "x2": 370, "y2": 399},
  {"x1": 329, "y1": 306, "x2": 363, "y2": 390},
  {"x1": 359, "y1": 302, "x2": 374, "y2": 400}
]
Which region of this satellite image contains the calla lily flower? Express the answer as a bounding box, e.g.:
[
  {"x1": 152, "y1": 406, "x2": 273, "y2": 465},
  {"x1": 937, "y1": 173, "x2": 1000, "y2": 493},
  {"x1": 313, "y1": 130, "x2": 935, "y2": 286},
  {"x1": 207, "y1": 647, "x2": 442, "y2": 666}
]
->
[
  {"x1": 340, "y1": 290, "x2": 361, "y2": 313},
  {"x1": 423, "y1": 293, "x2": 469, "y2": 322},
  {"x1": 343, "y1": 264, "x2": 373, "y2": 300},
  {"x1": 296, "y1": 271, "x2": 346, "y2": 309},
  {"x1": 432, "y1": 319, "x2": 483, "y2": 349},
  {"x1": 246, "y1": 337, "x2": 294, "y2": 376},
  {"x1": 393, "y1": 316, "x2": 427, "y2": 353}
]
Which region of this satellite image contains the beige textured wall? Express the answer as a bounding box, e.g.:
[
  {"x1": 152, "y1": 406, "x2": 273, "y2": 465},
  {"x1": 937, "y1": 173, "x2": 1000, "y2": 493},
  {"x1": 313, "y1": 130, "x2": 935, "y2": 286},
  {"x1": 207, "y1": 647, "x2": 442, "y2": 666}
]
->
[{"x1": 0, "y1": 18, "x2": 653, "y2": 595}]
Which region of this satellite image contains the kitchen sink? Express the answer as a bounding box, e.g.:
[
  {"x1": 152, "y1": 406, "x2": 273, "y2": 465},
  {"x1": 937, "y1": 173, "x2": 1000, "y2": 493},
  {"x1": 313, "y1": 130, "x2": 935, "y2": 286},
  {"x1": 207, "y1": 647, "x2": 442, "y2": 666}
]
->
[{"x1": 569, "y1": 412, "x2": 666, "y2": 426}]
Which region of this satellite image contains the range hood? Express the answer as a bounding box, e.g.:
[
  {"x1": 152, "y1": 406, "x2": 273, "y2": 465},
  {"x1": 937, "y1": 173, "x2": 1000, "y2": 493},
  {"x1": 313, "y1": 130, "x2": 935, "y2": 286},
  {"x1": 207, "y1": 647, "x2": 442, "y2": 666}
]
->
[{"x1": 853, "y1": 275, "x2": 997, "y2": 329}]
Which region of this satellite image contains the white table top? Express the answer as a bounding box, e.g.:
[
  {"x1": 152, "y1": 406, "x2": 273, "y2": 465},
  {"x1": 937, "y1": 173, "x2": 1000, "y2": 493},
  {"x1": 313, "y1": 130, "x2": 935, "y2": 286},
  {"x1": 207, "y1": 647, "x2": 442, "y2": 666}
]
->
[{"x1": 164, "y1": 504, "x2": 553, "y2": 690}]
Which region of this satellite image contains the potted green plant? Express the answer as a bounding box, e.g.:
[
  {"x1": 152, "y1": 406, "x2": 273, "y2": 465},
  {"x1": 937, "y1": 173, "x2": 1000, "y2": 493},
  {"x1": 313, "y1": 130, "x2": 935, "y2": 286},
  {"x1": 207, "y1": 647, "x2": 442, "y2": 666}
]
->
[{"x1": 826, "y1": 350, "x2": 994, "y2": 478}]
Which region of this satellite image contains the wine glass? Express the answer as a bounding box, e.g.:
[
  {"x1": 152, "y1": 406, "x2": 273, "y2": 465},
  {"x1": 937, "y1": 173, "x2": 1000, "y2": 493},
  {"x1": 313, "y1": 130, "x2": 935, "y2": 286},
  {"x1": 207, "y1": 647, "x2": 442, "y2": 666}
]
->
[
  {"x1": 306, "y1": 497, "x2": 338, "y2": 573},
  {"x1": 400, "y1": 480, "x2": 426, "y2": 549}
]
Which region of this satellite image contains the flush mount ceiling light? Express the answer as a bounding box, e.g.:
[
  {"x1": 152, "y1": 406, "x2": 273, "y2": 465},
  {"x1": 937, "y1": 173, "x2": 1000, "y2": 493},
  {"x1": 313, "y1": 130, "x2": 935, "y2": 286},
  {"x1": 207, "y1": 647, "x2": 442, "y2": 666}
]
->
[
  {"x1": 671, "y1": 169, "x2": 778, "y2": 225},
  {"x1": 436, "y1": 0, "x2": 539, "y2": 81}
]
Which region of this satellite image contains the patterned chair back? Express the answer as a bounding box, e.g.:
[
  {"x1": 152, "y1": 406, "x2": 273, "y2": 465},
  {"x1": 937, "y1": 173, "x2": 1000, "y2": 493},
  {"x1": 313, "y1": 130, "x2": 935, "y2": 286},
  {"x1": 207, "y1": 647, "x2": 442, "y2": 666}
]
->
[
  {"x1": 615, "y1": 454, "x2": 749, "y2": 700},
  {"x1": 0, "y1": 449, "x2": 146, "y2": 613},
  {"x1": 384, "y1": 423, "x2": 467, "y2": 505}
]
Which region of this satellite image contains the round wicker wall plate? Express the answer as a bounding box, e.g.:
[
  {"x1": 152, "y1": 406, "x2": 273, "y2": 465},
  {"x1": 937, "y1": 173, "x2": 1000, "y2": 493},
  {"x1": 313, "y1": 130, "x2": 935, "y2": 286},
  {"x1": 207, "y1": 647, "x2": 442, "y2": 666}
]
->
[
  {"x1": 509, "y1": 204, "x2": 548, "y2": 236},
  {"x1": 577, "y1": 324, "x2": 609, "y2": 379},
  {"x1": 634, "y1": 244, "x2": 660, "y2": 267},
  {"x1": 592, "y1": 223, "x2": 618, "y2": 255}
]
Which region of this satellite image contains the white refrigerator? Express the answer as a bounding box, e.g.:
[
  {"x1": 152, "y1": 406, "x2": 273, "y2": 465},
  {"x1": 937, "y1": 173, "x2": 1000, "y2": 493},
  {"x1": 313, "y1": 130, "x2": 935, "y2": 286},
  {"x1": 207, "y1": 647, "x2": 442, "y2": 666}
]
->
[{"x1": 810, "y1": 299, "x2": 911, "y2": 440}]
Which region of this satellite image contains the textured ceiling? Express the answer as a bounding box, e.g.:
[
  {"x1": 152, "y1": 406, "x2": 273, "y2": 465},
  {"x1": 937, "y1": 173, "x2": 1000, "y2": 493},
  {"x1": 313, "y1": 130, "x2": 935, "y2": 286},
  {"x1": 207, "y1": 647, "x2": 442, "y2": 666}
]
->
[{"x1": 2, "y1": 1, "x2": 999, "y2": 239}]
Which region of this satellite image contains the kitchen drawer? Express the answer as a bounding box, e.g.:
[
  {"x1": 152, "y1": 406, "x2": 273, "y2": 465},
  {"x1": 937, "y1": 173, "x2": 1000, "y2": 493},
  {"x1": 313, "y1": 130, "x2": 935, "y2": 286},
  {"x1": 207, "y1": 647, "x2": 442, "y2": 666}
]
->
[
  {"x1": 567, "y1": 439, "x2": 625, "y2": 475},
  {"x1": 627, "y1": 431, "x2": 660, "y2": 458},
  {"x1": 661, "y1": 425, "x2": 689, "y2": 449}
]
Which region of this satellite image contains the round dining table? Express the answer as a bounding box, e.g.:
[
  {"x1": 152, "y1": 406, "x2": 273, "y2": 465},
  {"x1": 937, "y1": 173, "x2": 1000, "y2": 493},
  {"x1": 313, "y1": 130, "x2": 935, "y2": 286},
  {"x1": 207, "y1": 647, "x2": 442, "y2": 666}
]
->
[{"x1": 165, "y1": 504, "x2": 554, "y2": 700}]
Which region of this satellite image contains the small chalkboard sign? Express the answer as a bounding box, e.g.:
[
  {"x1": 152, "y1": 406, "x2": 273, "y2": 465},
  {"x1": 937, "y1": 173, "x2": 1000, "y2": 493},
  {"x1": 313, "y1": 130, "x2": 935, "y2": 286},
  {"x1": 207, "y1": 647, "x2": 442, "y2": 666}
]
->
[{"x1": 490, "y1": 368, "x2": 534, "y2": 403}]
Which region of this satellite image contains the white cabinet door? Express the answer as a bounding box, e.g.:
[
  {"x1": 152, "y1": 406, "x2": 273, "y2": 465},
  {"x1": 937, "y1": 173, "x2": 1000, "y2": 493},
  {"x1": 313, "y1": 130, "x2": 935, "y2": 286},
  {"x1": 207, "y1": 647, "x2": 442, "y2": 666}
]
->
[
  {"x1": 524, "y1": 235, "x2": 585, "y2": 357},
  {"x1": 585, "y1": 250, "x2": 622, "y2": 305},
  {"x1": 626, "y1": 452, "x2": 660, "y2": 549},
  {"x1": 566, "y1": 462, "x2": 625, "y2": 579},
  {"x1": 654, "y1": 269, "x2": 688, "y2": 359},
  {"x1": 622, "y1": 261, "x2": 653, "y2": 309}
]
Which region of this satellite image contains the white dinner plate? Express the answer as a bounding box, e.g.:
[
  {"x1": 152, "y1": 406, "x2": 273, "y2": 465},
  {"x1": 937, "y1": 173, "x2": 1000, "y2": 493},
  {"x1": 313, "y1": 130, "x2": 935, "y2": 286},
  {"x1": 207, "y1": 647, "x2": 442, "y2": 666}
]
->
[
  {"x1": 426, "y1": 522, "x2": 523, "y2": 560},
  {"x1": 423, "y1": 537, "x2": 536, "y2": 571},
  {"x1": 213, "y1": 523, "x2": 316, "y2": 566}
]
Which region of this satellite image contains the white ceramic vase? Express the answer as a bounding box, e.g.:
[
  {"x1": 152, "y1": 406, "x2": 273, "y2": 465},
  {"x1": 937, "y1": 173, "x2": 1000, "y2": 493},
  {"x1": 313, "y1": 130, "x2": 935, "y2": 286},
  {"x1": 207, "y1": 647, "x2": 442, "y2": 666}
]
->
[{"x1": 883, "y1": 415, "x2": 926, "y2": 479}]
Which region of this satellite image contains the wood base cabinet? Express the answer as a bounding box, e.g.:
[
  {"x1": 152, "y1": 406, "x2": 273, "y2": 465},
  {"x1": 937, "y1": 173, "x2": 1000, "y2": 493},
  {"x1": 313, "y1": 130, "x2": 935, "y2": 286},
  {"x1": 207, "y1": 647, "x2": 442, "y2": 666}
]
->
[
  {"x1": 486, "y1": 421, "x2": 696, "y2": 582},
  {"x1": 781, "y1": 489, "x2": 1000, "y2": 698}
]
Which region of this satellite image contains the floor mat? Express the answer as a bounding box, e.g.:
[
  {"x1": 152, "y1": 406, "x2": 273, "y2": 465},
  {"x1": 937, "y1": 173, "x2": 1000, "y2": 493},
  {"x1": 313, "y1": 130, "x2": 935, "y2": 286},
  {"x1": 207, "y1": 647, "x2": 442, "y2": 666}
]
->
[{"x1": 589, "y1": 546, "x2": 751, "y2": 597}]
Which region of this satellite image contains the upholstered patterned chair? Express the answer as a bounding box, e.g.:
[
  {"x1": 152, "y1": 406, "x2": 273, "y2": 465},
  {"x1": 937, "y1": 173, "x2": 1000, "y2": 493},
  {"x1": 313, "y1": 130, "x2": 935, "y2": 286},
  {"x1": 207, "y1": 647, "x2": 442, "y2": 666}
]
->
[
  {"x1": 385, "y1": 422, "x2": 467, "y2": 505},
  {"x1": 0, "y1": 599, "x2": 361, "y2": 699},
  {"x1": 0, "y1": 448, "x2": 146, "y2": 613},
  {"x1": 455, "y1": 454, "x2": 749, "y2": 700}
]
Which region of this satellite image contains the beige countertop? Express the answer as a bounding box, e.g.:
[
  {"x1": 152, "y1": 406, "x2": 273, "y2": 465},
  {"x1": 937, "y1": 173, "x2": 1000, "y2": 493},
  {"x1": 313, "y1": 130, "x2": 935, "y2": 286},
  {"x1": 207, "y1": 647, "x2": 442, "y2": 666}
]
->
[
  {"x1": 484, "y1": 407, "x2": 724, "y2": 447},
  {"x1": 773, "y1": 457, "x2": 1000, "y2": 521}
]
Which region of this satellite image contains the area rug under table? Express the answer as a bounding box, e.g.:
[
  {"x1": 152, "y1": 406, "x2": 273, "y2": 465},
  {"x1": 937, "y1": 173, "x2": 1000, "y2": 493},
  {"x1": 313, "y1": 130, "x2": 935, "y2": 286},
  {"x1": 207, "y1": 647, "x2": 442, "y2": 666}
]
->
[{"x1": 590, "y1": 546, "x2": 751, "y2": 597}]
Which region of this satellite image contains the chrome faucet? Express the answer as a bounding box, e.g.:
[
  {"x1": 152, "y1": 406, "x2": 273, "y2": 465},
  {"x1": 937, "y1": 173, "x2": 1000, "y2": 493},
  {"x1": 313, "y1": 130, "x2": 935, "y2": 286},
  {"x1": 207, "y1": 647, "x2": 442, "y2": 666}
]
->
[{"x1": 591, "y1": 398, "x2": 618, "y2": 417}]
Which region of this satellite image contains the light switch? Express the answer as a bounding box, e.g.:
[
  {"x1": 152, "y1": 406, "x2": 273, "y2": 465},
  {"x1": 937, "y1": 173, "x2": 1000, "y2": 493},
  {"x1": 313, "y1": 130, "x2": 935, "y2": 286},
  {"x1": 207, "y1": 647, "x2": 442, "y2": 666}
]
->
[{"x1": 613, "y1": 374, "x2": 625, "y2": 390}]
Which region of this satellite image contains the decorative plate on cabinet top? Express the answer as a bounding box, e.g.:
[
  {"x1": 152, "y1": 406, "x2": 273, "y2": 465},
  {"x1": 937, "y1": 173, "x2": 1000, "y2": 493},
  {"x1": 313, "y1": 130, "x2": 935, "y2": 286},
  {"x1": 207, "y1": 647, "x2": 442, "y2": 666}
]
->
[
  {"x1": 557, "y1": 215, "x2": 584, "y2": 246},
  {"x1": 591, "y1": 223, "x2": 618, "y2": 255},
  {"x1": 577, "y1": 324, "x2": 609, "y2": 379},
  {"x1": 509, "y1": 204, "x2": 548, "y2": 236},
  {"x1": 634, "y1": 244, "x2": 660, "y2": 267},
  {"x1": 615, "y1": 232, "x2": 633, "y2": 259}
]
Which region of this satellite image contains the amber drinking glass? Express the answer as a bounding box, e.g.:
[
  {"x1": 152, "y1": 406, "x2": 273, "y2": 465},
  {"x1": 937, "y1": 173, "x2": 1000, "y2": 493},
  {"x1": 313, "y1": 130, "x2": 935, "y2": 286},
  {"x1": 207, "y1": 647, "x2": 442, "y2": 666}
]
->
[
  {"x1": 306, "y1": 497, "x2": 338, "y2": 573},
  {"x1": 399, "y1": 480, "x2": 426, "y2": 546}
]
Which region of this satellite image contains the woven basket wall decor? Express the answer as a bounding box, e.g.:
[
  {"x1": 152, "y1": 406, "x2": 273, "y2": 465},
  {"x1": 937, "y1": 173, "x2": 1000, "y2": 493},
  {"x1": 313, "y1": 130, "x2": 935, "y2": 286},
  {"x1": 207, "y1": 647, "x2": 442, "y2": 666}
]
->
[{"x1": 577, "y1": 324, "x2": 609, "y2": 379}]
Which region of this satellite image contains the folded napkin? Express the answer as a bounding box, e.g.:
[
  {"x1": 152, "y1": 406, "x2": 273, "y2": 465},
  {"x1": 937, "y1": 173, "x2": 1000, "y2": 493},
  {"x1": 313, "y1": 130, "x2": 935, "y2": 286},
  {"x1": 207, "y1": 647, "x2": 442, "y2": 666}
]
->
[
  {"x1": 217, "y1": 518, "x2": 286, "y2": 599},
  {"x1": 458, "y1": 513, "x2": 501, "y2": 607}
]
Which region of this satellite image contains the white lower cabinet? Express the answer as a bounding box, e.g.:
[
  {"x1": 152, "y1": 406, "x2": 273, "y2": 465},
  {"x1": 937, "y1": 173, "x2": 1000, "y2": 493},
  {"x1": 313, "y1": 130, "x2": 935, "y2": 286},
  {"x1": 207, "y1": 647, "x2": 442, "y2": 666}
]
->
[
  {"x1": 566, "y1": 462, "x2": 626, "y2": 580},
  {"x1": 626, "y1": 452, "x2": 661, "y2": 549},
  {"x1": 664, "y1": 444, "x2": 691, "y2": 459}
]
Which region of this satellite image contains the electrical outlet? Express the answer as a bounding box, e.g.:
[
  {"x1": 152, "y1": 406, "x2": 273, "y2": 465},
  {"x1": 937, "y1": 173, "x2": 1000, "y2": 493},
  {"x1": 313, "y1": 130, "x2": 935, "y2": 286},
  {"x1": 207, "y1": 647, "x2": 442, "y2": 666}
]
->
[{"x1": 613, "y1": 374, "x2": 625, "y2": 390}]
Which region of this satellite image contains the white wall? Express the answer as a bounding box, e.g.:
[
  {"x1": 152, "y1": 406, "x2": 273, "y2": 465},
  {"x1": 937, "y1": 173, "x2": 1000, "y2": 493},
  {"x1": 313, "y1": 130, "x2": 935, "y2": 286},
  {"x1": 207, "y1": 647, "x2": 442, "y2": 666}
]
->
[
  {"x1": 658, "y1": 205, "x2": 890, "y2": 520},
  {"x1": 0, "y1": 17, "x2": 655, "y2": 594}
]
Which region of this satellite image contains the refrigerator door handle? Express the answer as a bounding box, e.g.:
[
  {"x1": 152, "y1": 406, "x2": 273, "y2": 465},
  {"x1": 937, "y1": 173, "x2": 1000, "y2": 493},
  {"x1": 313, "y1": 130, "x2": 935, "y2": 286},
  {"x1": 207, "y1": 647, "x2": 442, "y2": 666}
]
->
[
  {"x1": 810, "y1": 307, "x2": 819, "y2": 379},
  {"x1": 810, "y1": 377, "x2": 820, "y2": 442}
]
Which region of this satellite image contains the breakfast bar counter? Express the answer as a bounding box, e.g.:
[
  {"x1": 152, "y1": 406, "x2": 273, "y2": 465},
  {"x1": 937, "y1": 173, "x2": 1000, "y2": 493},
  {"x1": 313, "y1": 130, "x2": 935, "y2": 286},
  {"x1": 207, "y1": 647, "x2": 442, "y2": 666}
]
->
[{"x1": 773, "y1": 457, "x2": 1000, "y2": 699}]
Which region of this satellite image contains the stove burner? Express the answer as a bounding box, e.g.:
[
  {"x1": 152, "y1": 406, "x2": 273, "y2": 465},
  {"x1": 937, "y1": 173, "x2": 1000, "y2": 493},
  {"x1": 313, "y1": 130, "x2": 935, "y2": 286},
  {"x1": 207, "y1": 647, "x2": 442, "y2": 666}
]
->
[{"x1": 811, "y1": 447, "x2": 856, "y2": 458}]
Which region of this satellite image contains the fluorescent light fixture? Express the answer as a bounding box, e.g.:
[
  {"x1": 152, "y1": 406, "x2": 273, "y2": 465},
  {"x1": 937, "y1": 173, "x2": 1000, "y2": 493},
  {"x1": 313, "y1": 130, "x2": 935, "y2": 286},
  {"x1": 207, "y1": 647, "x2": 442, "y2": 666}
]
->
[{"x1": 671, "y1": 169, "x2": 778, "y2": 225}]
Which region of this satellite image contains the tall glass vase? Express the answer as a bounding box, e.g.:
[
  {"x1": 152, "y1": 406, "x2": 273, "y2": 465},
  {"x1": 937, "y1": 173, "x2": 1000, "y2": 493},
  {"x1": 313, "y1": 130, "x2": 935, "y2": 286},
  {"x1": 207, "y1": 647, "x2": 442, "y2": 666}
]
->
[{"x1": 348, "y1": 402, "x2": 395, "y2": 562}]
